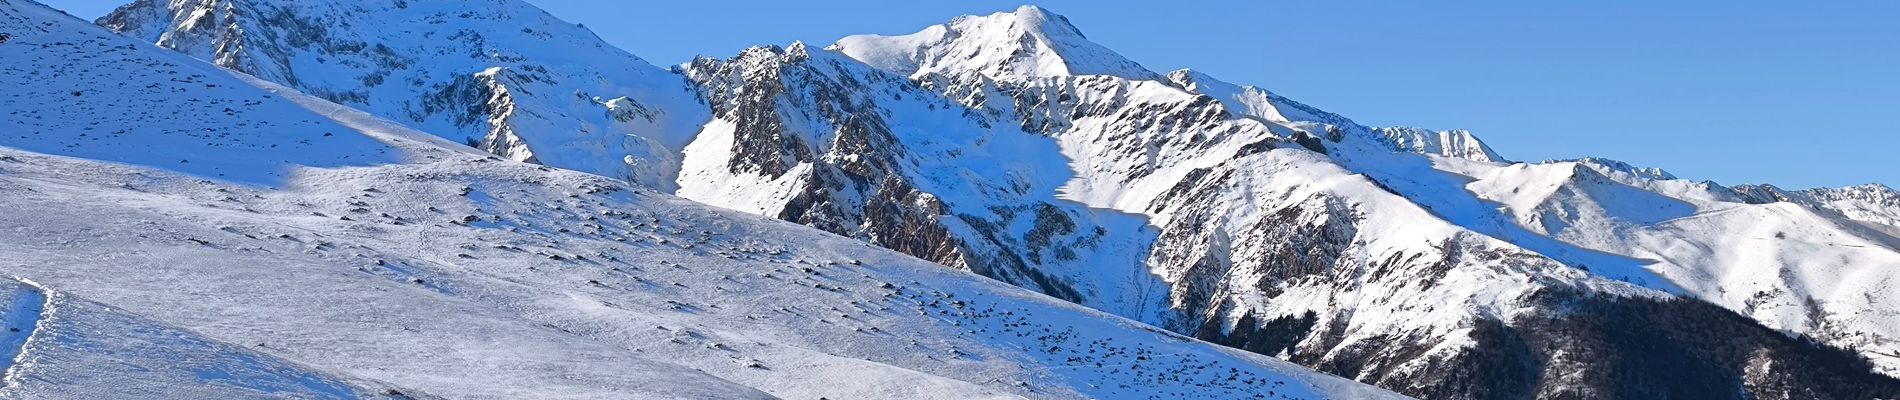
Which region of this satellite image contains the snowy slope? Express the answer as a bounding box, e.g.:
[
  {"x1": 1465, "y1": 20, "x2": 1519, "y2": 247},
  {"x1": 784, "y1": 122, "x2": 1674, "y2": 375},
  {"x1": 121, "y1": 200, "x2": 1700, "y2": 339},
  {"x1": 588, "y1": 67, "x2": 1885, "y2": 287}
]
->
[
  {"x1": 0, "y1": 1, "x2": 1401, "y2": 398},
  {"x1": 100, "y1": 0, "x2": 711, "y2": 189},
  {"x1": 0, "y1": 6, "x2": 397, "y2": 187}
]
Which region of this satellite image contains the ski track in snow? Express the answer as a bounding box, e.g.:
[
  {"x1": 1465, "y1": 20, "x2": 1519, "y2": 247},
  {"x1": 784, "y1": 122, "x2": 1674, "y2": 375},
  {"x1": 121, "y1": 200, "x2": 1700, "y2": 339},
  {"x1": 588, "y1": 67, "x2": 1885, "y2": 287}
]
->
[{"x1": 0, "y1": 279, "x2": 49, "y2": 388}]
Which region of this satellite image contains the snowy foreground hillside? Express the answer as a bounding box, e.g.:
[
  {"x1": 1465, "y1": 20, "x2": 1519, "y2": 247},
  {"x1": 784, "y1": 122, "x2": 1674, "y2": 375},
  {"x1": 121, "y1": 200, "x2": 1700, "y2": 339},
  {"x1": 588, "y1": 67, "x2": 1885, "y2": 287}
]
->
[{"x1": 0, "y1": 1, "x2": 1401, "y2": 398}]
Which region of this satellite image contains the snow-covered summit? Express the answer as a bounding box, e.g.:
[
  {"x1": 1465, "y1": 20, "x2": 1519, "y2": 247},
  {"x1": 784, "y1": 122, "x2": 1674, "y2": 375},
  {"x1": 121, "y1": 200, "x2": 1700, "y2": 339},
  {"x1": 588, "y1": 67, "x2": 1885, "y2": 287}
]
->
[
  {"x1": 1370, "y1": 127, "x2": 1507, "y2": 163},
  {"x1": 1551, "y1": 157, "x2": 1677, "y2": 181},
  {"x1": 833, "y1": 5, "x2": 1158, "y2": 81}
]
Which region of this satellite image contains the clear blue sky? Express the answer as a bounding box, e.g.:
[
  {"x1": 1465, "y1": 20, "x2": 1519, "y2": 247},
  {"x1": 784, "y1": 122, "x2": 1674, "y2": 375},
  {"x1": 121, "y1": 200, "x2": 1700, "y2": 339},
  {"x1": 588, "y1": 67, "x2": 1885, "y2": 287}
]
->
[{"x1": 48, "y1": 0, "x2": 1899, "y2": 189}]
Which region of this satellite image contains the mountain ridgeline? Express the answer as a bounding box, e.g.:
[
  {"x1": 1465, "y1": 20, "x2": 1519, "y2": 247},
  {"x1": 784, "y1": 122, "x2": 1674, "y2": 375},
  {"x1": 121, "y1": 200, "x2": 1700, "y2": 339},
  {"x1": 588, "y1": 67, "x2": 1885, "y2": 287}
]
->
[{"x1": 89, "y1": 1, "x2": 1900, "y2": 399}]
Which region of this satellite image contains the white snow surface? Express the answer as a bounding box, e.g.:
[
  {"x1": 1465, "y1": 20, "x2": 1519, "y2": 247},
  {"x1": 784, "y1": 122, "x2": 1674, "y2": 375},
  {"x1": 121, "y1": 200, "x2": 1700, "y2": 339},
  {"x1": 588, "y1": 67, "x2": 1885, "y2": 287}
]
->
[{"x1": 0, "y1": 1, "x2": 1405, "y2": 398}]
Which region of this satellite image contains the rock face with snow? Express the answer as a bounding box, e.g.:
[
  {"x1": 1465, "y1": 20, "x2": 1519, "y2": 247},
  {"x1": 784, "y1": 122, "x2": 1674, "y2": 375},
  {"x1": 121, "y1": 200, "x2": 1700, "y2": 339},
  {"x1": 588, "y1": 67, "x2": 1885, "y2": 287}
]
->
[
  {"x1": 1733, "y1": 183, "x2": 1900, "y2": 238},
  {"x1": 673, "y1": 42, "x2": 1163, "y2": 315},
  {"x1": 84, "y1": 1, "x2": 1900, "y2": 399},
  {"x1": 1162, "y1": 69, "x2": 1506, "y2": 163},
  {"x1": 99, "y1": 0, "x2": 710, "y2": 189}
]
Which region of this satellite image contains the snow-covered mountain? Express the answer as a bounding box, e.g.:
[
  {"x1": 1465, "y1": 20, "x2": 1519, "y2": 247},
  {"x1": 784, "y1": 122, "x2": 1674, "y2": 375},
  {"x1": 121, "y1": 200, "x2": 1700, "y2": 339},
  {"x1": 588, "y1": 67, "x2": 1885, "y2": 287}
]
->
[
  {"x1": 65, "y1": 0, "x2": 1900, "y2": 398},
  {"x1": 99, "y1": 0, "x2": 710, "y2": 189},
  {"x1": 829, "y1": 6, "x2": 1900, "y2": 397},
  {"x1": 0, "y1": 1, "x2": 1410, "y2": 398},
  {"x1": 1410, "y1": 156, "x2": 1900, "y2": 380}
]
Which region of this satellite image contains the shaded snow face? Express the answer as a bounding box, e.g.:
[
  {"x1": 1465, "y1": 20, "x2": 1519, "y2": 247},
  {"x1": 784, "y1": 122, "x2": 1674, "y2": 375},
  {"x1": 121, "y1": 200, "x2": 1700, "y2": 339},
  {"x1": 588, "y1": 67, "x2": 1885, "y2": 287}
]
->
[{"x1": 0, "y1": 279, "x2": 402, "y2": 399}]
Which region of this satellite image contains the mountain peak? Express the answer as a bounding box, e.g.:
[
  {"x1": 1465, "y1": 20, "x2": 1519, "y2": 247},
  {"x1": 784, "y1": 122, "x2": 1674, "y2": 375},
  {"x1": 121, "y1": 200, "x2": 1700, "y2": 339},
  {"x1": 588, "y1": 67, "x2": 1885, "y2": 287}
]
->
[
  {"x1": 988, "y1": 5, "x2": 1079, "y2": 37},
  {"x1": 1554, "y1": 157, "x2": 1676, "y2": 180},
  {"x1": 832, "y1": 4, "x2": 1157, "y2": 81},
  {"x1": 1802, "y1": 183, "x2": 1900, "y2": 205}
]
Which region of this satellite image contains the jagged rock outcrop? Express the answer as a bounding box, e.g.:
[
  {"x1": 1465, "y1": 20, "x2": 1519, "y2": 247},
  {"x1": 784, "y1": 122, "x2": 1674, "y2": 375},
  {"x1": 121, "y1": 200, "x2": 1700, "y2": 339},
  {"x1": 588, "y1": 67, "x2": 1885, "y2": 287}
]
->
[{"x1": 677, "y1": 43, "x2": 1159, "y2": 311}]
